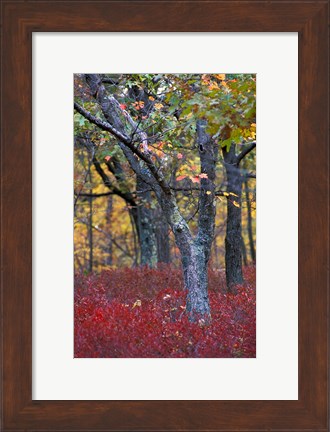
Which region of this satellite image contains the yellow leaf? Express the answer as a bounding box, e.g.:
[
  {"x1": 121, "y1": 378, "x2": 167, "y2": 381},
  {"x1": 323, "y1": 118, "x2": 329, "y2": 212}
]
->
[
  {"x1": 206, "y1": 191, "x2": 212, "y2": 195},
  {"x1": 132, "y1": 299, "x2": 142, "y2": 308},
  {"x1": 208, "y1": 81, "x2": 219, "y2": 90},
  {"x1": 233, "y1": 201, "x2": 240, "y2": 208},
  {"x1": 215, "y1": 73, "x2": 226, "y2": 80}
]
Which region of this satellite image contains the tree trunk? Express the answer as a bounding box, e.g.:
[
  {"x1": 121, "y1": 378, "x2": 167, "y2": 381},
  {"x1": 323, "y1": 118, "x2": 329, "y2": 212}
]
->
[
  {"x1": 183, "y1": 243, "x2": 210, "y2": 322},
  {"x1": 241, "y1": 235, "x2": 247, "y2": 266},
  {"x1": 105, "y1": 196, "x2": 113, "y2": 266},
  {"x1": 136, "y1": 175, "x2": 158, "y2": 267},
  {"x1": 244, "y1": 179, "x2": 256, "y2": 263},
  {"x1": 88, "y1": 191, "x2": 93, "y2": 273},
  {"x1": 155, "y1": 211, "x2": 171, "y2": 264},
  {"x1": 223, "y1": 144, "x2": 243, "y2": 292}
]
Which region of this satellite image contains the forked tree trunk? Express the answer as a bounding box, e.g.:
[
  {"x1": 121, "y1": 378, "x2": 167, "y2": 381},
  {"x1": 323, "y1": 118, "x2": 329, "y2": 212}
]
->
[{"x1": 81, "y1": 76, "x2": 217, "y2": 321}]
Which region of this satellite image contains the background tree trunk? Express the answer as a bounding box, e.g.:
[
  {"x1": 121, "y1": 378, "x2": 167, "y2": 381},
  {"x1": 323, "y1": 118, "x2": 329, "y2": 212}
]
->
[
  {"x1": 241, "y1": 235, "x2": 247, "y2": 266},
  {"x1": 88, "y1": 188, "x2": 93, "y2": 273},
  {"x1": 155, "y1": 212, "x2": 171, "y2": 264},
  {"x1": 244, "y1": 178, "x2": 256, "y2": 263},
  {"x1": 105, "y1": 196, "x2": 113, "y2": 266},
  {"x1": 223, "y1": 144, "x2": 243, "y2": 292},
  {"x1": 136, "y1": 175, "x2": 158, "y2": 267}
]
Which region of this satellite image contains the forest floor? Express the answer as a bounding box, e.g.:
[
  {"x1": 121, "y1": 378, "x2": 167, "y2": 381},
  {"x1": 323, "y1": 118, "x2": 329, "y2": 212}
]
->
[{"x1": 74, "y1": 265, "x2": 256, "y2": 358}]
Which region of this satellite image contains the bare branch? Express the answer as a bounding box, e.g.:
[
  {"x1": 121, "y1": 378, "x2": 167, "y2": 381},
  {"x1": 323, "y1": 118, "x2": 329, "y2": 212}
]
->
[{"x1": 236, "y1": 141, "x2": 256, "y2": 164}]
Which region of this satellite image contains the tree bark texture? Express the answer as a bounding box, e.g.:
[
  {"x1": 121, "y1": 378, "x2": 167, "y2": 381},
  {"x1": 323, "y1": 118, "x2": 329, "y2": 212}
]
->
[{"x1": 223, "y1": 144, "x2": 244, "y2": 292}]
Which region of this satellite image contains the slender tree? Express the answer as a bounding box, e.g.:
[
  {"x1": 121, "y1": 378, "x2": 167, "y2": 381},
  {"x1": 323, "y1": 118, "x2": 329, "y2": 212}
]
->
[{"x1": 222, "y1": 141, "x2": 256, "y2": 291}]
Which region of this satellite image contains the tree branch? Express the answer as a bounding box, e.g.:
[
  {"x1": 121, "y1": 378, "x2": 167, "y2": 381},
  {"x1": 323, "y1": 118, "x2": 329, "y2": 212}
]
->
[
  {"x1": 74, "y1": 101, "x2": 171, "y2": 194},
  {"x1": 236, "y1": 141, "x2": 256, "y2": 164},
  {"x1": 75, "y1": 191, "x2": 116, "y2": 198}
]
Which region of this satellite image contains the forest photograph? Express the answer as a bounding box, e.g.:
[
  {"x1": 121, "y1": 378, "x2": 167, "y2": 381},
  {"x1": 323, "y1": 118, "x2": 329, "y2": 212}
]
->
[{"x1": 74, "y1": 73, "x2": 256, "y2": 358}]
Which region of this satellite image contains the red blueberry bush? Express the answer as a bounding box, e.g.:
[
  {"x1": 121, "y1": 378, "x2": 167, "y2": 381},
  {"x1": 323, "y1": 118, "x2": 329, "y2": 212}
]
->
[{"x1": 74, "y1": 265, "x2": 256, "y2": 358}]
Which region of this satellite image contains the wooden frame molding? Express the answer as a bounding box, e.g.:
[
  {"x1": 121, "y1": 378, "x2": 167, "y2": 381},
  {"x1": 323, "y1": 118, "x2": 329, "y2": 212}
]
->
[{"x1": 1, "y1": 1, "x2": 328, "y2": 430}]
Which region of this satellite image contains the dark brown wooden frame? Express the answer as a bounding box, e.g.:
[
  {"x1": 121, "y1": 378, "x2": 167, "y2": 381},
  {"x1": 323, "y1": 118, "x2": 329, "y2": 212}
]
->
[{"x1": 1, "y1": 1, "x2": 328, "y2": 431}]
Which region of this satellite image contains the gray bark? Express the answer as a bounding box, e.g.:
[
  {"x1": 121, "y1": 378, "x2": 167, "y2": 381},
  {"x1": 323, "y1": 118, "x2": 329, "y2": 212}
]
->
[{"x1": 222, "y1": 144, "x2": 244, "y2": 292}]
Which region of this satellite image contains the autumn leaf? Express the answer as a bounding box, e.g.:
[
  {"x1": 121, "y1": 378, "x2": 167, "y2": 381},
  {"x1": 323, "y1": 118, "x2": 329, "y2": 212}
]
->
[
  {"x1": 215, "y1": 73, "x2": 226, "y2": 80},
  {"x1": 133, "y1": 101, "x2": 145, "y2": 110},
  {"x1": 148, "y1": 96, "x2": 155, "y2": 101},
  {"x1": 208, "y1": 81, "x2": 219, "y2": 90},
  {"x1": 104, "y1": 155, "x2": 111, "y2": 162},
  {"x1": 119, "y1": 104, "x2": 127, "y2": 110},
  {"x1": 191, "y1": 176, "x2": 200, "y2": 183},
  {"x1": 206, "y1": 191, "x2": 212, "y2": 195},
  {"x1": 176, "y1": 175, "x2": 187, "y2": 181},
  {"x1": 154, "y1": 102, "x2": 163, "y2": 110},
  {"x1": 132, "y1": 299, "x2": 142, "y2": 308},
  {"x1": 177, "y1": 153, "x2": 183, "y2": 160},
  {"x1": 199, "y1": 173, "x2": 208, "y2": 179},
  {"x1": 232, "y1": 201, "x2": 240, "y2": 208}
]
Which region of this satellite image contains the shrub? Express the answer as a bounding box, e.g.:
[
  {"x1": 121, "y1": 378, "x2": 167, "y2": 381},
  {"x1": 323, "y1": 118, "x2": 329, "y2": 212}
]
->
[{"x1": 74, "y1": 265, "x2": 256, "y2": 358}]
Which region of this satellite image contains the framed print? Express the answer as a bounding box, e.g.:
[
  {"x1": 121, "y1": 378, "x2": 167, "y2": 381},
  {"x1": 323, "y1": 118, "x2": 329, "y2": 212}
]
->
[
  {"x1": 33, "y1": 33, "x2": 297, "y2": 401},
  {"x1": 1, "y1": 1, "x2": 328, "y2": 431}
]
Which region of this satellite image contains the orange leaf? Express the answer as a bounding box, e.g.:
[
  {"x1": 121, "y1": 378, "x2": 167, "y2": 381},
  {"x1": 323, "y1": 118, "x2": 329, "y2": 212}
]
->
[
  {"x1": 177, "y1": 153, "x2": 183, "y2": 160},
  {"x1": 176, "y1": 175, "x2": 187, "y2": 181},
  {"x1": 199, "y1": 173, "x2": 208, "y2": 179},
  {"x1": 191, "y1": 176, "x2": 200, "y2": 183},
  {"x1": 104, "y1": 155, "x2": 111, "y2": 162}
]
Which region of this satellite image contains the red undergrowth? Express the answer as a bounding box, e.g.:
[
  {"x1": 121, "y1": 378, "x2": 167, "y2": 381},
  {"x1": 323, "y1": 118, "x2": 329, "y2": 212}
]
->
[{"x1": 74, "y1": 265, "x2": 256, "y2": 358}]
